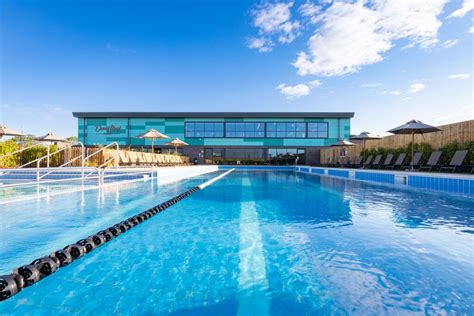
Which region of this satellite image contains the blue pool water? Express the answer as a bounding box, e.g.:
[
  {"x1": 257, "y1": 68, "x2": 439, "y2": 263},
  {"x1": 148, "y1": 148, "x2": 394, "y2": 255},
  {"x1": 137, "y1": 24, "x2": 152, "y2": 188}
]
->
[{"x1": 1, "y1": 170, "x2": 473, "y2": 314}]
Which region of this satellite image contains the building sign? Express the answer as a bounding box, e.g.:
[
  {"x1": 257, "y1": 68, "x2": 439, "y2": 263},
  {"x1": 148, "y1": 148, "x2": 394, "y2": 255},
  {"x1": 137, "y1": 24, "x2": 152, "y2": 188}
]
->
[{"x1": 95, "y1": 125, "x2": 123, "y2": 135}]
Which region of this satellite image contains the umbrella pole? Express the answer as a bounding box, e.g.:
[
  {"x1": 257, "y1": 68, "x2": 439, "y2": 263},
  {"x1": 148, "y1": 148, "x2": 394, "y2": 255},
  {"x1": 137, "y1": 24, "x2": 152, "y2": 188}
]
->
[
  {"x1": 362, "y1": 140, "x2": 366, "y2": 168},
  {"x1": 151, "y1": 139, "x2": 154, "y2": 154},
  {"x1": 411, "y1": 131, "x2": 414, "y2": 171},
  {"x1": 47, "y1": 144, "x2": 50, "y2": 168},
  {"x1": 174, "y1": 144, "x2": 178, "y2": 155}
]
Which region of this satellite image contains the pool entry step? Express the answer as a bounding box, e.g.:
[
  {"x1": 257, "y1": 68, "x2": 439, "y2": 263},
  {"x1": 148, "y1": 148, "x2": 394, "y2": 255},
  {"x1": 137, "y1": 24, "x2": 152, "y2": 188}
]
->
[{"x1": 0, "y1": 169, "x2": 234, "y2": 303}]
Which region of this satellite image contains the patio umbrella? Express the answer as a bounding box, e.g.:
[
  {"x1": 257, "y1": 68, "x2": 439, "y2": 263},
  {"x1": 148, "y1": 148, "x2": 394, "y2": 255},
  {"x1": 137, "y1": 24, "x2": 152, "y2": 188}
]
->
[
  {"x1": 0, "y1": 124, "x2": 24, "y2": 139},
  {"x1": 331, "y1": 139, "x2": 355, "y2": 164},
  {"x1": 351, "y1": 131, "x2": 382, "y2": 159},
  {"x1": 165, "y1": 138, "x2": 188, "y2": 154},
  {"x1": 136, "y1": 129, "x2": 169, "y2": 153},
  {"x1": 331, "y1": 139, "x2": 355, "y2": 146},
  {"x1": 36, "y1": 133, "x2": 69, "y2": 167},
  {"x1": 387, "y1": 119, "x2": 441, "y2": 170}
]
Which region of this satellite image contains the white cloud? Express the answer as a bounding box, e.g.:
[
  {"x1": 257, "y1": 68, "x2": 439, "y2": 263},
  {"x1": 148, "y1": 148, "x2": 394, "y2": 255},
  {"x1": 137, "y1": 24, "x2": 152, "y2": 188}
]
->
[
  {"x1": 247, "y1": 37, "x2": 273, "y2": 52},
  {"x1": 293, "y1": 0, "x2": 448, "y2": 76},
  {"x1": 249, "y1": 1, "x2": 300, "y2": 51},
  {"x1": 448, "y1": 0, "x2": 474, "y2": 18},
  {"x1": 276, "y1": 79, "x2": 322, "y2": 99},
  {"x1": 307, "y1": 79, "x2": 321, "y2": 87},
  {"x1": 448, "y1": 73, "x2": 471, "y2": 80},
  {"x1": 409, "y1": 83, "x2": 426, "y2": 93},
  {"x1": 441, "y1": 39, "x2": 459, "y2": 48},
  {"x1": 469, "y1": 26, "x2": 474, "y2": 33},
  {"x1": 277, "y1": 83, "x2": 311, "y2": 99},
  {"x1": 389, "y1": 90, "x2": 401, "y2": 95},
  {"x1": 299, "y1": 2, "x2": 321, "y2": 17},
  {"x1": 278, "y1": 20, "x2": 301, "y2": 44},
  {"x1": 361, "y1": 83, "x2": 382, "y2": 88},
  {"x1": 402, "y1": 96, "x2": 412, "y2": 101}
]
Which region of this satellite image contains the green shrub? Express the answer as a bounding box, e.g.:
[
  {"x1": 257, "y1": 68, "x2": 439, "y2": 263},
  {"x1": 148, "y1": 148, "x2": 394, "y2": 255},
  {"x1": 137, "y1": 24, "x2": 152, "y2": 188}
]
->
[
  {"x1": 20, "y1": 144, "x2": 60, "y2": 167},
  {"x1": 0, "y1": 140, "x2": 21, "y2": 167}
]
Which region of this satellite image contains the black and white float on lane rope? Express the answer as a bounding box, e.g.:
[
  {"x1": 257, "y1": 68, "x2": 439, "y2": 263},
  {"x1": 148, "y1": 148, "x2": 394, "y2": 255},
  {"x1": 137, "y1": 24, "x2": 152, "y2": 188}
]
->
[{"x1": 0, "y1": 186, "x2": 200, "y2": 302}]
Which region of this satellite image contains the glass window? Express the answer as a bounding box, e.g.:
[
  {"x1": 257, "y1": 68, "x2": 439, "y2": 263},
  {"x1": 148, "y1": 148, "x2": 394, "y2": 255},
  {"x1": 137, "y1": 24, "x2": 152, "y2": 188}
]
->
[
  {"x1": 267, "y1": 148, "x2": 306, "y2": 165},
  {"x1": 307, "y1": 122, "x2": 328, "y2": 138},
  {"x1": 266, "y1": 122, "x2": 306, "y2": 138},
  {"x1": 225, "y1": 122, "x2": 265, "y2": 138},
  {"x1": 185, "y1": 122, "x2": 224, "y2": 138}
]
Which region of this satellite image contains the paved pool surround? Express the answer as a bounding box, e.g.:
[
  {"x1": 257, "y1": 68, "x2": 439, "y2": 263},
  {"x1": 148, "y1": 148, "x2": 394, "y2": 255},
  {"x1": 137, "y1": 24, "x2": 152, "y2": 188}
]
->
[{"x1": 218, "y1": 165, "x2": 474, "y2": 196}]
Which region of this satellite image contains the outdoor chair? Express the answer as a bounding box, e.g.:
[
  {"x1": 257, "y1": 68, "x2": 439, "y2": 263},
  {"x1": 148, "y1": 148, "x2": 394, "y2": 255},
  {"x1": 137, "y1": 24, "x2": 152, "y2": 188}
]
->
[
  {"x1": 136, "y1": 152, "x2": 145, "y2": 166},
  {"x1": 402, "y1": 152, "x2": 422, "y2": 170},
  {"x1": 361, "y1": 155, "x2": 373, "y2": 168},
  {"x1": 439, "y1": 150, "x2": 468, "y2": 173},
  {"x1": 152, "y1": 154, "x2": 159, "y2": 165},
  {"x1": 380, "y1": 153, "x2": 394, "y2": 169},
  {"x1": 128, "y1": 152, "x2": 138, "y2": 166},
  {"x1": 368, "y1": 154, "x2": 382, "y2": 168},
  {"x1": 419, "y1": 151, "x2": 442, "y2": 172},
  {"x1": 342, "y1": 156, "x2": 356, "y2": 168},
  {"x1": 119, "y1": 151, "x2": 131, "y2": 166},
  {"x1": 352, "y1": 156, "x2": 363, "y2": 168},
  {"x1": 145, "y1": 153, "x2": 153, "y2": 165},
  {"x1": 155, "y1": 155, "x2": 163, "y2": 166},
  {"x1": 386, "y1": 153, "x2": 406, "y2": 169}
]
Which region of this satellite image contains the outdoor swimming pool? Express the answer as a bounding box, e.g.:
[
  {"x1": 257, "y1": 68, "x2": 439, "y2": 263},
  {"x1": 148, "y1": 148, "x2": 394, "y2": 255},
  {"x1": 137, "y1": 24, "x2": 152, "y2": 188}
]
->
[{"x1": 1, "y1": 170, "x2": 473, "y2": 314}]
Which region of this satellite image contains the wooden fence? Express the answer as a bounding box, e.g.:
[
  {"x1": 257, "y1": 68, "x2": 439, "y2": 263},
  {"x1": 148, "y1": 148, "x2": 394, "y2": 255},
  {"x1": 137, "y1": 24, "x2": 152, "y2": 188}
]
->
[
  {"x1": 1, "y1": 146, "x2": 190, "y2": 168},
  {"x1": 320, "y1": 120, "x2": 474, "y2": 165}
]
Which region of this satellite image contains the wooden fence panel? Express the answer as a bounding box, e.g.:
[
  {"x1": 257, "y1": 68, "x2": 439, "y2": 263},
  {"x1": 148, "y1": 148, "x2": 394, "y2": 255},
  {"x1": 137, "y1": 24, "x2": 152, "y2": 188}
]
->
[{"x1": 320, "y1": 120, "x2": 474, "y2": 165}]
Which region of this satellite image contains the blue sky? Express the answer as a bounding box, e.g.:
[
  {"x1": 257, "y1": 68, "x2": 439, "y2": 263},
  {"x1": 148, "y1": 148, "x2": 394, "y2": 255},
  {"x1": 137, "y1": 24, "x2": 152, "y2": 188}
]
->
[{"x1": 1, "y1": 0, "x2": 472, "y2": 137}]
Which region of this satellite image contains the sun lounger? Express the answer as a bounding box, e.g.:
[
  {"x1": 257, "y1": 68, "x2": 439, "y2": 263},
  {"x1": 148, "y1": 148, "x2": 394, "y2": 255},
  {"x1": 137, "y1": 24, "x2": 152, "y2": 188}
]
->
[
  {"x1": 157, "y1": 154, "x2": 165, "y2": 166},
  {"x1": 361, "y1": 155, "x2": 373, "y2": 168},
  {"x1": 352, "y1": 156, "x2": 363, "y2": 168},
  {"x1": 128, "y1": 152, "x2": 138, "y2": 166},
  {"x1": 439, "y1": 150, "x2": 468, "y2": 173},
  {"x1": 419, "y1": 151, "x2": 442, "y2": 171},
  {"x1": 402, "y1": 152, "x2": 422, "y2": 170},
  {"x1": 119, "y1": 151, "x2": 131, "y2": 166},
  {"x1": 152, "y1": 154, "x2": 159, "y2": 165},
  {"x1": 380, "y1": 153, "x2": 394, "y2": 169},
  {"x1": 342, "y1": 156, "x2": 356, "y2": 168},
  {"x1": 368, "y1": 154, "x2": 382, "y2": 168},
  {"x1": 145, "y1": 153, "x2": 153, "y2": 165},
  {"x1": 386, "y1": 153, "x2": 406, "y2": 169}
]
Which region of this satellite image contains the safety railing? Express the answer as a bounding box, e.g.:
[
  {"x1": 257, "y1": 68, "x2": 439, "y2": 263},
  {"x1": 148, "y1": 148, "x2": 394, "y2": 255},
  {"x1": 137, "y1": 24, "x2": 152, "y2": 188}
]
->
[
  {"x1": 0, "y1": 167, "x2": 101, "y2": 188},
  {"x1": 82, "y1": 142, "x2": 120, "y2": 178},
  {"x1": 37, "y1": 143, "x2": 85, "y2": 180},
  {"x1": 101, "y1": 166, "x2": 157, "y2": 186}
]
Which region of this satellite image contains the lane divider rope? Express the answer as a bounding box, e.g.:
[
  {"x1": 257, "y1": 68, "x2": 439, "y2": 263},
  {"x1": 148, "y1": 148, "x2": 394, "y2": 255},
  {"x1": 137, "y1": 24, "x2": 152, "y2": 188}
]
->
[{"x1": 0, "y1": 169, "x2": 234, "y2": 302}]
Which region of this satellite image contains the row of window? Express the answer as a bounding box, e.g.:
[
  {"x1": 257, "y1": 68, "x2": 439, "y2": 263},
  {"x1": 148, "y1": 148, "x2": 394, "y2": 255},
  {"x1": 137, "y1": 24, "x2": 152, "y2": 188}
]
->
[
  {"x1": 204, "y1": 148, "x2": 305, "y2": 160},
  {"x1": 185, "y1": 122, "x2": 329, "y2": 138}
]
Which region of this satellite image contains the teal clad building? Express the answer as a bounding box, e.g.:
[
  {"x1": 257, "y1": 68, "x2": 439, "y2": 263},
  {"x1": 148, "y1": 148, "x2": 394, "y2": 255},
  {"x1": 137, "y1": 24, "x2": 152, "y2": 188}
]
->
[{"x1": 73, "y1": 112, "x2": 354, "y2": 165}]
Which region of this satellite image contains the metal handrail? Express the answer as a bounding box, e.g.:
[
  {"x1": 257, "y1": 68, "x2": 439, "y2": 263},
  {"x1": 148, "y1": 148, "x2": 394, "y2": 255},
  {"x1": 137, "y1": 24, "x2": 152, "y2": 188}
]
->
[
  {"x1": 82, "y1": 142, "x2": 119, "y2": 178},
  {"x1": 101, "y1": 166, "x2": 156, "y2": 185},
  {"x1": 38, "y1": 143, "x2": 84, "y2": 180},
  {"x1": 0, "y1": 167, "x2": 100, "y2": 188}
]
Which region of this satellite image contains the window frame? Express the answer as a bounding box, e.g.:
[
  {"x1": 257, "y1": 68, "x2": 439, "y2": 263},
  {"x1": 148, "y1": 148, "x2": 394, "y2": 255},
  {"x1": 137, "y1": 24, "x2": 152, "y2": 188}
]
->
[
  {"x1": 185, "y1": 122, "x2": 224, "y2": 138},
  {"x1": 265, "y1": 122, "x2": 307, "y2": 138},
  {"x1": 306, "y1": 122, "x2": 329, "y2": 139},
  {"x1": 225, "y1": 122, "x2": 265, "y2": 138}
]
